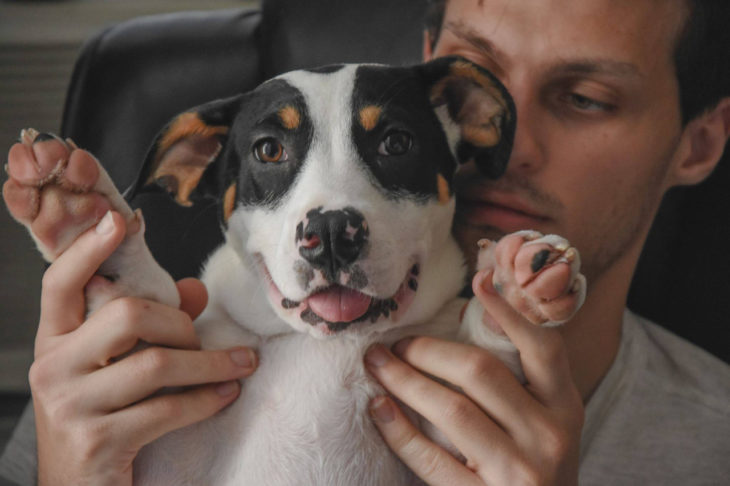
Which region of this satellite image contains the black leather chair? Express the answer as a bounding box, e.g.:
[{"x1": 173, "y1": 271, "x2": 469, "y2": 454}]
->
[{"x1": 59, "y1": 0, "x2": 729, "y2": 362}]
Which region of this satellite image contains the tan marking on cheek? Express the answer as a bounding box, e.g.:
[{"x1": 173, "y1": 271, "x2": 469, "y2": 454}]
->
[
  {"x1": 223, "y1": 184, "x2": 236, "y2": 221},
  {"x1": 359, "y1": 105, "x2": 382, "y2": 131},
  {"x1": 437, "y1": 174, "x2": 450, "y2": 204},
  {"x1": 278, "y1": 105, "x2": 301, "y2": 130}
]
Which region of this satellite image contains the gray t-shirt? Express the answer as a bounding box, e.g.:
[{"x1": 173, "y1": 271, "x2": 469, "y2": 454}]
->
[{"x1": 2, "y1": 310, "x2": 729, "y2": 485}]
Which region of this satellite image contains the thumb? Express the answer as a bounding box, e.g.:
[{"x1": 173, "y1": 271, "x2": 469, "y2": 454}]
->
[{"x1": 176, "y1": 278, "x2": 208, "y2": 320}]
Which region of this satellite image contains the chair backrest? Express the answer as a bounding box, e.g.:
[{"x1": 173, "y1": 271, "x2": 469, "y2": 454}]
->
[{"x1": 60, "y1": 0, "x2": 729, "y2": 362}]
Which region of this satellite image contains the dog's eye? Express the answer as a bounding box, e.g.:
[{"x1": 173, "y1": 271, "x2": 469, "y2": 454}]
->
[
  {"x1": 254, "y1": 138, "x2": 288, "y2": 163},
  {"x1": 378, "y1": 130, "x2": 412, "y2": 156}
]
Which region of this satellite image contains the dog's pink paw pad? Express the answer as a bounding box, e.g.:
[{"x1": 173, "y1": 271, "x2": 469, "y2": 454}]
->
[{"x1": 3, "y1": 130, "x2": 116, "y2": 260}]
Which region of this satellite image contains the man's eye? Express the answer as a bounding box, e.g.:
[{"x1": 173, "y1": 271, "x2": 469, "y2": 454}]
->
[
  {"x1": 566, "y1": 93, "x2": 614, "y2": 112},
  {"x1": 378, "y1": 130, "x2": 413, "y2": 156},
  {"x1": 254, "y1": 138, "x2": 288, "y2": 163}
]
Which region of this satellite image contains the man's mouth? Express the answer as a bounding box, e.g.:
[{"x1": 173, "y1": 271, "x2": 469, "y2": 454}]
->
[
  {"x1": 456, "y1": 191, "x2": 551, "y2": 233},
  {"x1": 261, "y1": 260, "x2": 420, "y2": 335}
]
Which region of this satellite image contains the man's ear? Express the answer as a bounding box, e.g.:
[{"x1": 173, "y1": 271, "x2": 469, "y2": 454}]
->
[
  {"x1": 419, "y1": 56, "x2": 516, "y2": 179},
  {"x1": 423, "y1": 30, "x2": 434, "y2": 61},
  {"x1": 671, "y1": 97, "x2": 730, "y2": 186},
  {"x1": 127, "y1": 94, "x2": 244, "y2": 206}
]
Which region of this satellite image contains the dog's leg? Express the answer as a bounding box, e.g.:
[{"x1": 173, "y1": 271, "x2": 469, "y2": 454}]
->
[
  {"x1": 3, "y1": 130, "x2": 179, "y2": 313},
  {"x1": 458, "y1": 231, "x2": 586, "y2": 381}
]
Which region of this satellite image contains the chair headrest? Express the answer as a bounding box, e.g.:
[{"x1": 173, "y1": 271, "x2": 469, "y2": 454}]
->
[{"x1": 259, "y1": 0, "x2": 429, "y2": 77}]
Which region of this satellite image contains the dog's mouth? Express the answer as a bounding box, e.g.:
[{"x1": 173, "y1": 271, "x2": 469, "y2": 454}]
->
[{"x1": 259, "y1": 259, "x2": 420, "y2": 335}]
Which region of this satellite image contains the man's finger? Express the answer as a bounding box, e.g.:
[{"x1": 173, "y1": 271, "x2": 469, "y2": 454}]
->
[
  {"x1": 176, "y1": 277, "x2": 208, "y2": 319},
  {"x1": 369, "y1": 396, "x2": 482, "y2": 486},
  {"x1": 365, "y1": 344, "x2": 521, "y2": 478},
  {"x1": 472, "y1": 269, "x2": 575, "y2": 406},
  {"x1": 110, "y1": 380, "x2": 242, "y2": 451},
  {"x1": 84, "y1": 346, "x2": 257, "y2": 412},
  {"x1": 38, "y1": 210, "x2": 125, "y2": 341},
  {"x1": 392, "y1": 336, "x2": 540, "y2": 437},
  {"x1": 65, "y1": 297, "x2": 202, "y2": 371}
]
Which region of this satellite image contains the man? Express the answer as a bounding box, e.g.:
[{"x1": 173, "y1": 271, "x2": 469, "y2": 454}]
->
[
  {"x1": 1, "y1": 0, "x2": 729, "y2": 485},
  {"x1": 365, "y1": 0, "x2": 730, "y2": 484}
]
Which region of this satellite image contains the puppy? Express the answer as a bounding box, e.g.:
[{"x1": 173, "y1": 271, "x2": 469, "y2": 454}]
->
[{"x1": 5, "y1": 57, "x2": 585, "y2": 485}]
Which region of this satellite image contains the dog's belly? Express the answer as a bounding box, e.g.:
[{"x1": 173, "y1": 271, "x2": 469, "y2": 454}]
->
[{"x1": 134, "y1": 331, "x2": 417, "y2": 486}]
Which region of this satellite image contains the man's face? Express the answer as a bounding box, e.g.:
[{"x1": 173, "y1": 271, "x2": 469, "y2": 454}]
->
[{"x1": 432, "y1": 0, "x2": 688, "y2": 283}]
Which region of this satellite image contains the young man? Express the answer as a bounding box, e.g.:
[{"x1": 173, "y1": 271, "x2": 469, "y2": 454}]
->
[
  {"x1": 365, "y1": 0, "x2": 730, "y2": 485},
  {"x1": 1, "y1": 0, "x2": 728, "y2": 485}
]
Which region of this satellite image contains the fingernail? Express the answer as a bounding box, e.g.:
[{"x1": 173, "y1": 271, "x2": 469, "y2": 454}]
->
[
  {"x1": 391, "y1": 337, "x2": 414, "y2": 357},
  {"x1": 216, "y1": 380, "x2": 239, "y2": 397},
  {"x1": 95, "y1": 211, "x2": 115, "y2": 234},
  {"x1": 364, "y1": 344, "x2": 390, "y2": 368},
  {"x1": 230, "y1": 348, "x2": 256, "y2": 368},
  {"x1": 369, "y1": 396, "x2": 395, "y2": 423}
]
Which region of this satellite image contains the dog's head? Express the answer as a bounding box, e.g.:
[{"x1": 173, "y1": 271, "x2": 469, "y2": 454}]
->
[{"x1": 131, "y1": 57, "x2": 515, "y2": 338}]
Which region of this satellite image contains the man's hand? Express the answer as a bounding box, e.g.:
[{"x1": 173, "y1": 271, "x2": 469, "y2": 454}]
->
[
  {"x1": 365, "y1": 270, "x2": 584, "y2": 486},
  {"x1": 30, "y1": 211, "x2": 258, "y2": 486}
]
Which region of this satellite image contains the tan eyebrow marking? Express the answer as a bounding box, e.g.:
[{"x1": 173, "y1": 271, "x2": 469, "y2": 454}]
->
[
  {"x1": 359, "y1": 105, "x2": 382, "y2": 131},
  {"x1": 437, "y1": 174, "x2": 450, "y2": 204},
  {"x1": 223, "y1": 183, "x2": 236, "y2": 221},
  {"x1": 278, "y1": 105, "x2": 301, "y2": 130}
]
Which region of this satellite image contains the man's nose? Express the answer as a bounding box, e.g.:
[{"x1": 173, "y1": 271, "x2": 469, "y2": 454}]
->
[
  {"x1": 505, "y1": 87, "x2": 546, "y2": 174},
  {"x1": 296, "y1": 207, "x2": 369, "y2": 281}
]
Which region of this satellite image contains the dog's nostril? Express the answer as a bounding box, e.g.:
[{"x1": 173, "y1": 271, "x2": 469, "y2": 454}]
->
[{"x1": 302, "y1": 234, "x2": 321, "y2": 249}]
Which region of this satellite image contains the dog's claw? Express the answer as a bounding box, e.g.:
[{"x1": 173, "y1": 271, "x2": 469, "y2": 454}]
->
[
  {"x1": 477, "y1": 238, "x2": 493, "y2": 249},
  {"x1": 20, "y1": 128, "x2": 39, "y2": 146}
]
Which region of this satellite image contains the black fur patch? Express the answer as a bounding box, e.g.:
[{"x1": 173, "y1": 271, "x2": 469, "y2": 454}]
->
[
  {"x1": 351, "y1": 65, "x2": 457, "y2": 202},
  {"x1": 206, "y1": 80, "x2": 314, "y2": 211}
]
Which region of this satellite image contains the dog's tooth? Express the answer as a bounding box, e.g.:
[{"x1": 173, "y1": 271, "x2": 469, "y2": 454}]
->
[{"x1": 555, "y1": 241, "x2": 569, "y2": 252}]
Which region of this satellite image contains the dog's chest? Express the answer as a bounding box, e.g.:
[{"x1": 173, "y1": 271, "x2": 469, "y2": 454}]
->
[{"x1": 211, "y1": 334, "x2": 412, "y2": 485}]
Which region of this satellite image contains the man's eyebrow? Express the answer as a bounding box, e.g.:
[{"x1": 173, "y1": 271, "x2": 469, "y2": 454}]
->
[
  {"x1": 547, "y1": 59, "x2": 644, "y2": 79},
  {"x1": 443, "y1": 20, "x2": 509, "y2": 76}
]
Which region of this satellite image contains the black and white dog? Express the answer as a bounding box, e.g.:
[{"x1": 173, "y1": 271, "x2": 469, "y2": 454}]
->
[{"x1": 11, "y1": 57, "x2": 585, "y2": 485}]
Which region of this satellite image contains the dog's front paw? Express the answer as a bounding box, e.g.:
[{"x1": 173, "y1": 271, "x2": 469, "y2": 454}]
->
[
  {"x1": 3, "y1": 129, "x2": 138, "y2": 261},
  {"x1": 478, "y1": 230, "x2": 586, "y2": 326},
  {"x1": 3, "y1": 129, "x2": 179, "y2": 313}
]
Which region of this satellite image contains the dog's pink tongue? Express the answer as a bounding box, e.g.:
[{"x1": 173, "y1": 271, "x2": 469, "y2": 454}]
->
[{"x1": 307, "y1": 286, "x2": 372, "y2": 323}]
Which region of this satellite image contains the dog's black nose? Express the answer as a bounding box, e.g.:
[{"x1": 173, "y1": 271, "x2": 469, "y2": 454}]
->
[{"x1": 296, "y1": 207, "x2": 369, "y2": 281}]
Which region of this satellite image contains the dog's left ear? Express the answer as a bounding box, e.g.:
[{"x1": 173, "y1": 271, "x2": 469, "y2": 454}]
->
[
  {"x1": 128, "y1": 94, "x2": 244, "y2": 206},
  {"x1": 419, "y1": 56, "x2": 516, "y2": 178}
]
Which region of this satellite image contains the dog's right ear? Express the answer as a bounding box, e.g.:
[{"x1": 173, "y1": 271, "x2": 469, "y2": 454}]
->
[
  {"x1": 127, "y1": 95, "x2": 244, "y2": 207},
  {"x1": 419, "y1": 56, "x2": 516, "y2": 179}
]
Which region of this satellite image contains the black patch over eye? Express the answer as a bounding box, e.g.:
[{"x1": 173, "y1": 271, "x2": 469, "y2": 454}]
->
[
  {"x1": 378, "y1": 130, "x2": 413, "y2": 156},
  {"x1": 254, "y1": 138, "x2": 288, "y2": 163}
]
